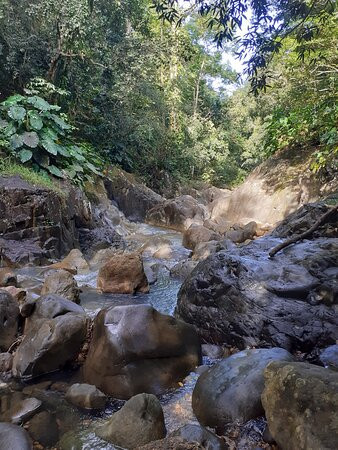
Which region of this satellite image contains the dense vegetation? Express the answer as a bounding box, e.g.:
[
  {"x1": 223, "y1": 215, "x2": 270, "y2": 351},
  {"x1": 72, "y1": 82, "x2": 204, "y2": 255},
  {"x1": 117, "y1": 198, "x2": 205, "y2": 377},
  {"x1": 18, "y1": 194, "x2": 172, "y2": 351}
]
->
[{"x1": 0, "y1": 0, "x2": 336, "y2": 191}]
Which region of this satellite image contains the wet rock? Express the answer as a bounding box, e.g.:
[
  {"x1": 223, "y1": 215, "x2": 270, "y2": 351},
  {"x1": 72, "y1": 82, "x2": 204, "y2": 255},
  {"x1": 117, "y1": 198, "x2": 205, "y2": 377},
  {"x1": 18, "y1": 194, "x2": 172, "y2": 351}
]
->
[
  {"x1": 12, "y1": 295, "x2": 86, "y2": 379},
  {"x1": 50, "y1": 249, "x2": 89, "y2": 274},
  {"x1": 1, "y1": 395, "x2": 42, "y2": 424},
  {"x1": 262, "y1": 361, "x2": 338, "y2": 450},
  {"x1": 65, "y1": 383, "x2": 107, "y2": 410},
  {"x1": 1, "y1": 286, "x2": 26, "y2": 303},
  {"x1": 19, "y1": 299, "x2": 36, "y2": 318},
  {"x1": 0, "y1": 353, "x2": 13, "y2": 372},
  {"x1": 0, "y1": 291, "x2": 19, "y2": 351},
  {"x1": 83, "y1": 304, "x2": 201, "y2": 399},
  {"x1": 171, "y1": 424, "x2": 227, "y2": 450},
  {"x1": 41, "y1": 269, "x2": 80, "y2": 303},
  {"x1": 201, "y1": 344, "x2": 225, "y2": 359},
  {"x1": 183, "y1": 225, "x2": 221, "y2": 251},
  {"x1": 319, "y1": 344, "x2": 338, "y2": 370},
  {"x1": 177, "y1": 235, "x2": 338, "y2": 354},
  {"x1": 105, "y1": 168, "x2": 164, "y2": 221},
  {"x1": 146, "y1": 195, "x2": 207, "y2": 232},
  {"x1": 192, "y1": 348, "x2": 294, "y2": 430},
  {"x1": 22, "y1": 380, "x2": 52, "y2": 396},
  {"x1": 97, "y1": 253, "x2": 149, "y2": 294},
  {"x1": 0, "y1": 422, "x2": 32, "y2": 450},
  {"x1": 170, "y1": 260, "x2": 198, "y2": 281},
  {"x1": 0, "y1": 269, "x2": 17, "y2": 287},
  {"x1": 79, "y1": 226, "x2": 125, "y2": 258},
  {"x1": 97, "y1": 393, "x2": 166, "y2": 448},
  {"x1": 192, "y1": 239, "x2": 235, "y2": 261},
  {"x1": 27, "y1": 411, "x2": 59, "y2": 447},
  {"x1": 0, "y1": 238, "x2": 50, "y2": 268}
]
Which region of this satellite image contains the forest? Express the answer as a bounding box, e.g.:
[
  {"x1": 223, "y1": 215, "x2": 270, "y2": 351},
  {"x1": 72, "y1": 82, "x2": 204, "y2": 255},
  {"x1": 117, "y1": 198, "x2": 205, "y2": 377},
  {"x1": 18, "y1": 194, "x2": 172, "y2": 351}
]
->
[{"x1": 0, "y1": 0, "x2": 336, "y2": 191}]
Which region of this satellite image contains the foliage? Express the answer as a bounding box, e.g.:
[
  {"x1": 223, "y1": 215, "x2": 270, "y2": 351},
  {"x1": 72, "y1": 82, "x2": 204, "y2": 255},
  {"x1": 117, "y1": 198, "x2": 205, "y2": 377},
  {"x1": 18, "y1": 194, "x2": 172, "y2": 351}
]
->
[{"x1": 0, "y1": 88, "x2": 103, "y2": 184}]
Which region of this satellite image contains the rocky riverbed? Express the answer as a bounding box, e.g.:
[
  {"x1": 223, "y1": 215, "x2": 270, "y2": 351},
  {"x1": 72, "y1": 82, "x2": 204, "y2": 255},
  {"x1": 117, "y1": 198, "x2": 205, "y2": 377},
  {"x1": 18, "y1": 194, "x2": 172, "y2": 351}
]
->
[{"x1": 0, "y1": 172, "x2": 337, "y2": 450}]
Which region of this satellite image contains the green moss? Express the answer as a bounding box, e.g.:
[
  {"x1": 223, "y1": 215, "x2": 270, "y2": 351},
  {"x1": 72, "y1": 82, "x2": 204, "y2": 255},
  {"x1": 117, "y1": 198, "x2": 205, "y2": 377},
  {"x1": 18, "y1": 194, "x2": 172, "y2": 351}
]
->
[{"x1": 0, "y1": 158, "x2": 62, "y2": 193}]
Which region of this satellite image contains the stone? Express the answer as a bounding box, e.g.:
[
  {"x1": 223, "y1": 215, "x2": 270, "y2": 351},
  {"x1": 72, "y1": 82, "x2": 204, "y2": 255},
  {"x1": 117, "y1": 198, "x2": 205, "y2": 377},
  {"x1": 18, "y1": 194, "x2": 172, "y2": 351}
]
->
[
  {"x1": 0, "y1": 269, "x2": 17, "y2": 287},
  {"x1": 170, "y1": 260, "x2": 198, "y2": 281},
  {"x1": 262, "y1": 361, "x2": 338, "y2": 450},
  {"x1": 203, "y1": 218, "x2": 232, "y2": 235},
  {"x1": 96, "y1": 393, "x2": 166, "y2": 448},
  {"x1": 137, "y1": 437, "x2": 203, "y2": 450},
  {"x1": 183, "y1": 225, "x2": 221, "y2": 251},
  {"x1": 12, "y1": 295, "x2": 86, "y2": 379},
  {"x1": 65, "y1": 383, "x2": 107, "y2": 410},
  {"x1": 89, "y1": 248, "x2": 119, "y2": 269},
  {"x1": 79, "y1": 227, "x2": 126, "y2": 258},
  {"x1": 176, "y1": 234, "x2": 338, "y2": 354},
  {"x1": 27, "y1": 411, "x2": 59, "y2": 447},
  {"x1": 19, "y1": 299, "x2": 36, "y2": 318},
  {"x1": 0, "y1": 422, "x2": 32, "y2": 450},
  {"x1": 1, "y1": 286, "x2": 26, "y2": 303},
  {"x1": 170, "y1": 424, "x2": 227, "y2": 450},
  {"x1": 192, "y1": 348, "x2": 294, "y2": 430},
  {"x1": 49, "y1": 249, "x2": 89, "y2": 274},
  {"x1": 0, "y1": 353, "x2": 13, "y2": 372},
  {"x1": 0, "y1": 238, "x2": 50, "y2": 267},
  {"x1": 146, "y1": 195, "x2": 207, "y2": 232},
  {"x1": 1, "y1": 395, "x2": 42, "y2": 424},
  {"x1": 192, "y1": 239, "x2": 235, "y2": 261},
  {"x1": 201, "y1": 344, "x2": 225, "y2": 359},
  {"x1": 319, "y1": 344, "x2": 338, "y2": 370},
  {"x1": 83, "y1": 304, "x2": 201, "y2": 399},
  {"x1": 0, "y1": 291, "x2": 19, "y2": 351},
  {"x1": 97, "y1": 253, "x2": 149, "y2": 294},
  {"x1": 41, "y1": 269, "x2": 80, "y2": 303}
]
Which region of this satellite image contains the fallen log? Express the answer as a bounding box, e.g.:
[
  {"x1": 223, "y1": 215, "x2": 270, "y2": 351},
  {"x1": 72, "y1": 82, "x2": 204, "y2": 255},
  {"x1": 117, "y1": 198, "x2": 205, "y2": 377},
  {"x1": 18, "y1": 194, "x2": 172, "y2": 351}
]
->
[{"x1": 269, "y1": 205, "x2": 338, "y2": 258}]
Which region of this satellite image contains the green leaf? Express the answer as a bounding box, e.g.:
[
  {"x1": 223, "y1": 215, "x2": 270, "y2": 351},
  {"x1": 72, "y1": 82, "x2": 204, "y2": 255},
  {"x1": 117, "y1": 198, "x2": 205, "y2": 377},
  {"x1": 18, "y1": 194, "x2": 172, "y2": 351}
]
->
[
  {"x1": 57, "y1": 146, "x2": 70, "y2": 157},
  {"x1": 28, "y1": 111, "x2": 43, "y2": 130},
  {"x1": 27, "y1": 96, "x2": 52, "y2": 111},
  {"x1": 47, "y1": 165, "x2": 64, "y2": 178},
  {"x1": 70, "y1": 163, "x2": 84, "y2": 172},
  {"x1": 3, "y1": 123, "x2": 16, "y2": 137},
  {"x1": 41, "y1": 137, "x2": 59, "y2": 155},
  {"x1": 8, "y1": 106, "x2": 26, "y2": 121},
  {"x1": 69, "y1": 145, "x2": 86, "y2": 161},
  {"x1": 0, "y1": 119, "x2": 9, "y2": 129},
  {"x1": 1, "y1": 94, "x2": 25, "y2": 106},
  {"x1": 50, "y1": 114, "x2": 71, "y2": 130},
  {"x1": 85, "y1": 161, "x2": 101, "y2": 175},
  {"x1": 18, "y1": 148, "x2": 33, "y2": 163},
  {"x1": 40, "y1": 127, "x2": 59, "y2": 141},
  {"x1": 23, "y1": 131, "x2": 39, "y2": 148},
  {"x1": 9, "y1": 134, "x2": 24, "y2": 150}
]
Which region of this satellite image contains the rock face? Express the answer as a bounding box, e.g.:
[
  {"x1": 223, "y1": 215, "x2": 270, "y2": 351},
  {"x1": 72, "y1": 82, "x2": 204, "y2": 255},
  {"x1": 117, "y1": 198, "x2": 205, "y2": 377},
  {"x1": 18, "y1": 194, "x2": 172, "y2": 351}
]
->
[
  {"x1": 12, "y1": 294, "x2": 86, "y2": 378},
  {"x1": 209, "y1": 146, "x2": 338, "y2": 226},
  {"x1": 0, "y1": 423, "x2": 32, "y2": 450},
  {"x1": 192, "y1": 348, "x2": 294, "y2": 430},
  {"x1": 41, "y1": 269, "x2": 80, "y2": 303},
  {"x1": 262, "y1": 361, "x2": 338, "y2": 450},
  {"x1": 146, "y1": 195, "x2": 207, "y2": 232},
  {"x1": 97, "y1": 253, "x2": 149, "y2": 294},
  {"x1": 104, "y1": 168, "x2": 164, "y2": 221},
  {"x1": 176, "y1": 206, "x2": 338, "y2": 354},
  {"x1": 97, "y1": 393, "x2": 166, "y2": 449},
  {"x1": 83, "y1": 304, "x2": 201, "y2": 398},
  {"x1": 65, "y1": 383, "x2": 107, "y2": 410},
  {"x1": 0, "y1": 290, "x2": 19, "y2": 351},
  {"x1": 182, "y1": 225, "x2": 221, "y2": 251}
]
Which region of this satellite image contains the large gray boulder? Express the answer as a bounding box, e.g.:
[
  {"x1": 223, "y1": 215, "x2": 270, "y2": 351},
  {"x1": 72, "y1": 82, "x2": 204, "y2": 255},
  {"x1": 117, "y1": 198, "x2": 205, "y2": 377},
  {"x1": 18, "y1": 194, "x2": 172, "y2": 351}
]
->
[
  {"x1": 0, "y1": 290, "x2": 19, "y2": 351},
  {"x1": 65, "y1": 383, "x2": 107, "y2": 410},
  {"x1": 177, "y1": 232, "x2": 338, "y2": 354},
  {"x1": 0, "y1": 423, "x2": 32, "y2": 450},
  {"x1": 12, "y1": 295, "x2": 86, "y2": 378},
  {"x1": 192, "y1": 348, "x2": 294, "y2": 430},
  {"x1": 41, "y1": 269, "x2": 80, "y2": 303},
  {"x1": 83, "y1": 304, "x2": 201, "y2": 399},
  {"x1": 262, "y1": 361, "x2": 338, "y2": 450},
  {"x1": 96, "y1": 393, "x2": 166, "y2": 448}
]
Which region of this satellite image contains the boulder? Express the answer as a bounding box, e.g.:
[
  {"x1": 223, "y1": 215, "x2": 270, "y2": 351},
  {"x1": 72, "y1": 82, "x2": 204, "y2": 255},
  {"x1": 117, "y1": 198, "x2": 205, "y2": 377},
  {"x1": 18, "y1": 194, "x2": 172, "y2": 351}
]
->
[
  {"x1": 12, "y1": 295, "x2": 86, "y2": 379},
  {"x1": 176, "y1": 233, "x2": 338, "y2": 354},
  {"x1": 0, "y1": 395, "x2": 42, "y2": 424},
  {"x1": 89, "y1": 248, "x2": 119, "y2": 269},
  {"x1": 79, "y1": 227, "x2": 126, "y2": 258},
  {"x1": 171, "y1": 424, "x2": 227, "y2": 450},
  {"x1": 262, "y1": 361, "x2": 338, "y2": 450},
  {"x1": 146, "y1": 195, "x2": 207, "y2": 232},
  {"x1": 192, "y1": 239, "x2": 235, "y2": 261},
  {"x1": 203, "y1": 218, "x2": 232, "y2": 235},
  {"x1": 104, "y1": 168, "x2": 164, "y2": 221},
  {"x1": 49, "y1": 249, "x2": 89, "y2": 274},
  {"x1": 96, "y1": 393, "x2": 166, "y2": 449},
  {"x1": 0, "y1": 352, "x2": 13, "y2": 372},
  {"x1": 0, "y1": 423, "x2": 32, "y2": 450},
  {"x1": 83, "y1": 304, "x2": 201, "y2": 398},
  {"x1": 0, "y1": 268, "x2": 17, "y2": 287},
  {"x1": 65, "y1": 383, "x2": 107, "y2": 410},
  {"x1": 0, "y1": 291, "x2": 19, "y2": 351},
  {"x1": 0, "y1": 238, "x2": 50, "y2": 267},
  {"x1": 170, "y1": 260, "x2": 198, "y2": 281},
  {"x1": 192, "y1": 348, "x2": 294, "y2": 430},
  {"x1": 319, "y1": 345, "x2": 338, "y2": 370},
  {"x1": 97, "y1": 253, "x2": 149, "y2": 294},
  {"x1": 1, "y1": 286, "x2": 26, "y2": 303},
  {"x1": 41, "y1": 269, "x2": 80, "y2": 303},
  {"x1": 27, "y1": 411, "x2": 59, "y2": 447},
  {"x1": 183, "y1": 225, "x2": 221, "y2": 251}
]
